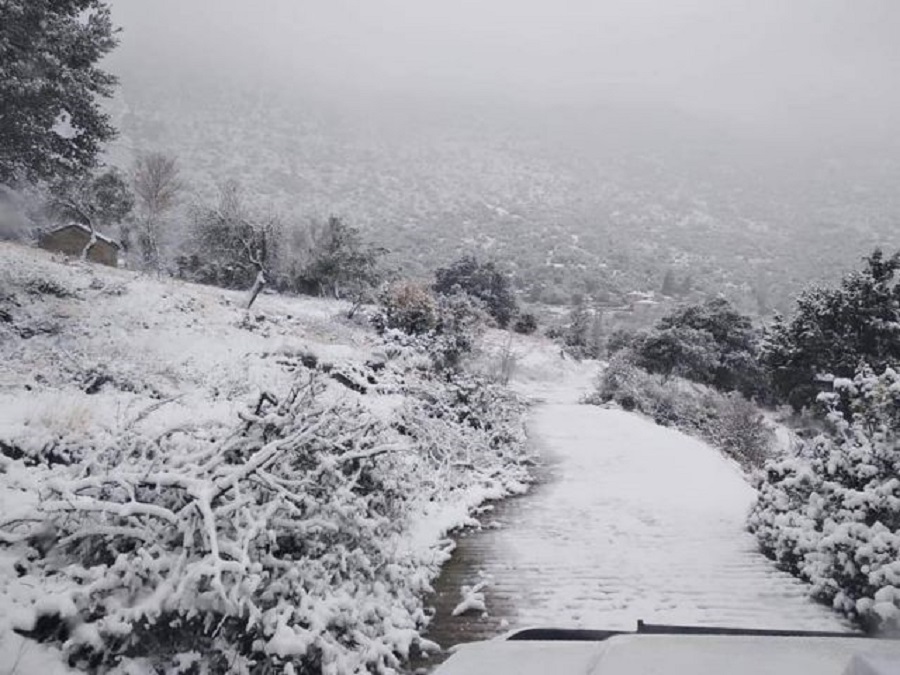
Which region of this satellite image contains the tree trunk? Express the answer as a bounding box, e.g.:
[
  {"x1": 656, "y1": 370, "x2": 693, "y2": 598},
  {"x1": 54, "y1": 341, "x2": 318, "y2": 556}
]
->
[
  {"x1": 80, "y1": 225, "x2": 98, "y2": 262},
  {"x1": 246, "y1": 269, "x2": 267, "y2": 310}
]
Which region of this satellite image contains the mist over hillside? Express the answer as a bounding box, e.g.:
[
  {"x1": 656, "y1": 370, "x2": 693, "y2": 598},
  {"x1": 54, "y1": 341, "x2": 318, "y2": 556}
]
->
[{"x1": 100, "y1": 0, "x2": 900, "y2": 313}]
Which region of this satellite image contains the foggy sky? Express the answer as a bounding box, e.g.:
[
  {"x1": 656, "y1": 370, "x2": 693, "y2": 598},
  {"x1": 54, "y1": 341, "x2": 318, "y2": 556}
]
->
[{"x1": 107, "y1": 0, "x2": 900, "y2": 139}]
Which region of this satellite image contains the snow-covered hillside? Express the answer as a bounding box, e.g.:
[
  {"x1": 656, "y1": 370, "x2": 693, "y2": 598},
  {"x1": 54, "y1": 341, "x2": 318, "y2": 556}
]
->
[{"x1": 0, "y1": 242, "x2": 537, "y2": 673}]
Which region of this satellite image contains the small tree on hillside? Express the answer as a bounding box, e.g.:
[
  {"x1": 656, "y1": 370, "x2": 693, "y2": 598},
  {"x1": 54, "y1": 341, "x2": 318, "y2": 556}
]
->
[
  {"x1": 562, "y1": 301, "x2": 603, "y2": 359},
  {"x1": 296, "y1": 217, "x2": 385, "y2": 306},
  {"x1": 131, "y1": 152, "x2": 184, "y2": 270},
  {"x1": 428, "y1": 293, "x2": 488, "y2": 374},
  {"x1": 184, "y1": 181, "x2": 281, "y2": 299},
  {"x1": 513, "y1": 312, "x2": 538, "y2": 335},
  {"x1": 434, "y1": 256, "x2": 517, "y2": 328}
]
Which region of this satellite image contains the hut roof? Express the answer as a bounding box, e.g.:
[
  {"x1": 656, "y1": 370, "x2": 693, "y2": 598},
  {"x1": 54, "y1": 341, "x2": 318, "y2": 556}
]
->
[{"x1": 46, "y1": 223, "x2": 121, "y2": 249}]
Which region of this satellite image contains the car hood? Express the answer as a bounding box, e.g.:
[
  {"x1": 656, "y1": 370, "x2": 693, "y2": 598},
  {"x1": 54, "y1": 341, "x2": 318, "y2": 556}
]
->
[{"x1": 433, "y1": 633, "x2": 900, "y2": 675}]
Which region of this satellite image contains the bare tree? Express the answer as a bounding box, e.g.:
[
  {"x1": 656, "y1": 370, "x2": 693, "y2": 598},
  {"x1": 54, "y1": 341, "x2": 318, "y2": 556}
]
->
[
  {"x1": 187, "y1": 180, "x2": 281, "y2": 309},
  {"x1": 132, "y1": 152, "x2": 184, "y2": 270}
]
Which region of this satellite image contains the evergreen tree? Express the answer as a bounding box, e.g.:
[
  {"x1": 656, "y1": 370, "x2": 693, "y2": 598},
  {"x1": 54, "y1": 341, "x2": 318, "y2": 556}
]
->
[
  {"x1": 762, "y1": 249, "x2": 900, "y2": 410},
  {"x1": 299, "y1": 216, "x2": 385, "y2": 300},
  {"x1": 1, "y1": 0, "x2": 119, "y2": 185},
  {"x1": 633, "y1": 297, "x2": 766, "y2": 398}
]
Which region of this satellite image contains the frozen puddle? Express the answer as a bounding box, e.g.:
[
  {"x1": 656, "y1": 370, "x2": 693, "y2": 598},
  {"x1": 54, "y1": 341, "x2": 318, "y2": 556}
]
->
[{"x1": 421, "y1": 390, "x2": 852, "y2": 659}]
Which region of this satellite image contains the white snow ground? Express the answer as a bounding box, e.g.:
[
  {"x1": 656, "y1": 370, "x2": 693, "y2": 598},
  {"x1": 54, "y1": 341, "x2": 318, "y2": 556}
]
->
[{"x1": 433, "y1": 368, "x2": 853, "y2": 638}]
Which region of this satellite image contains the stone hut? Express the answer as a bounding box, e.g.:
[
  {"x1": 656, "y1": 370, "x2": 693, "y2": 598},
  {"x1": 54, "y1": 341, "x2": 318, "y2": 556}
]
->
[{"x1": 39, "y1": 223, "x2": 120, "y2": 267}]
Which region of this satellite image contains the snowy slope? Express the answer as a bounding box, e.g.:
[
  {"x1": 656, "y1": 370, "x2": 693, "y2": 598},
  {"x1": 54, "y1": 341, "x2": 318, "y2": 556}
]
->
[
  {"x1": 0, "y1": 243, "x2": 536, "y2": 672},
  {"x1": 0, "y1": 244, "x2": 387, "y2": 672}
]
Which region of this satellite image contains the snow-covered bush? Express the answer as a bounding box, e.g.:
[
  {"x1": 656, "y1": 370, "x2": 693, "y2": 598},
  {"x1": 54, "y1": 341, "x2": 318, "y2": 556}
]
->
[
  {"x1": 396, "y1": 374, "x2": 529, "y2": 508},
  {"x1": 375, "y1": 280, "x2": 438, "y2": 335},
  {"x1": 749, "y1": 365, "x2": 900, "y2": 633},
  {"x1": 24, "y1": 275, "x2": 77, "y2": 299},
  {"x1": 2, "y1": 347, "x2": 530, "y2": 672},
  {"x1": 378, "y1": 292, "x2": 487, "y2": 375},
  {"x1": 712, "y1": 393, "x2": 773, "y2": 470},
  {"x1": 587, "y1": 353, "x2": 772, "y2": 469},
  {"x1": 433, "y1": 256, "x2": 517, "y2": 329},
  {"x1": 7, "y1": 375, "x2": 437, "y2": 673},
  {"x1": 512, "y1": 312, "x2": 537, "y2": 335},
  {"x1": 374, "y1": 284, "x2": 487, "y2": 374}
]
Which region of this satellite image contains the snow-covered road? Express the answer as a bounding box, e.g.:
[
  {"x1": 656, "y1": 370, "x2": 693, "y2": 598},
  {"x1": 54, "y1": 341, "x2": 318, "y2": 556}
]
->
[{"x1": 422, "y1": 375, "x2": 852, "y2": 654}]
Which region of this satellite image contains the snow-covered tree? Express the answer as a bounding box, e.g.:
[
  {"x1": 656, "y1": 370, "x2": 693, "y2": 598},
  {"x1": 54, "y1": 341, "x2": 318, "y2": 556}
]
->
[
  {"x1": 762, "y1": 249, "x2": 900, "y2": 411},
  {"x1": 562, "y1": 300, "x2": 603, "y2": 359},
  {"x1": 0, "y1": 0, "x2": 119, "y2": 185}
]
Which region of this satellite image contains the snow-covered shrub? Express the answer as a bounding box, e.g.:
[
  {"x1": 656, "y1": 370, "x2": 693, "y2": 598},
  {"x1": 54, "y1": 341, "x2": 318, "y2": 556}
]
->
[
  {"x1": 375, "y1": 286, "x2": 486, "y2": 374},
  {"x1": 485, "y1": 334, "x2": 518, "y2": 386},
  {"x1": 587, "y1": 353, "x2": 706, "y2": 429},
  {"x1": 3, "y1": 344, "x2": 530, "y2": 672},
  {"x1": 711, "y1": 393, "x2": 773, "y2": 470},
  {"x1": 376, "y1": 280, "x2": 437, "y2": 335},
  {"x1": 397, "y1": 372, "x2": 529, "y2": 497},
  {"x1": 749, "y1": 365, "x2": 900, "y2": 633},
  {"x1": 8, "y1": 376, "x2": 439, "y2": 673},
  {"x1": 584, "y1": 352, "x2": 645, "y2": 411},
  {"x1": 24, "y1": 275, "x2": 76, "y2": 299},
  {"x1": 512, "y1": 312, "x2": 537, "y2": 335},
  {"x1": 424, "y1": 293, "x2": 487, "y2": 373},
  {"x1": 433, "y1": 256, "x2": 517, "y2": 328},
  {"x1": 0, "y1": 393, "x2": 103, "y2": 466},
  {"x1": 587, "y1": 353, "x2": 772, "y2": 469}
]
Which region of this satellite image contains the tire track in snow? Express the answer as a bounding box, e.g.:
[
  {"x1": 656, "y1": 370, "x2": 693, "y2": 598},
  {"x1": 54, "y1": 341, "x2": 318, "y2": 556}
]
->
[{"x1": 421, "y1": 394, "x2": 854, "y2": 658}]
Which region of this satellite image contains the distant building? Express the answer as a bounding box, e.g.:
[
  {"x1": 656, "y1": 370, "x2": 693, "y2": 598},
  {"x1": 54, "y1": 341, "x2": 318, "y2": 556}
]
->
[
  {"x1": 626, "y1": 290, "x2": 656, "y2": 304},
  {"x1": 39, "y1": 223, "x2": 120, "y2": 267}
]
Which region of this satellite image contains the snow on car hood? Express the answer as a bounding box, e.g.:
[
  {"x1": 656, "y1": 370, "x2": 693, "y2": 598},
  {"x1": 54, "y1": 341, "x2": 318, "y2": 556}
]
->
[{"x1": 433, "y1": 634, "x2": 900, "y2": 675}]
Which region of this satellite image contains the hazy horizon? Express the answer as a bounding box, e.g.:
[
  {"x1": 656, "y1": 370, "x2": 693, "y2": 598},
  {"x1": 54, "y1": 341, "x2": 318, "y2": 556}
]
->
[{"x1": 105, "y1": 0, "x2": 900, "y2": 146}]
